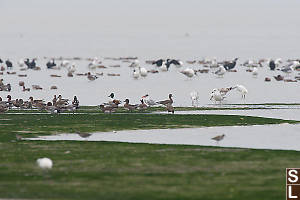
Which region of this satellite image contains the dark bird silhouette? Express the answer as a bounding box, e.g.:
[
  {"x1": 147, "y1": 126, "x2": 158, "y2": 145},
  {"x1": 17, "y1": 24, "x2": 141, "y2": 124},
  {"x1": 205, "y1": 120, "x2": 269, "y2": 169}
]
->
[
  {"x1": 223, "y1": 58, "x2": 238, "y2": 70},
  {"x1": 269, "y1": 60, "x2": 276, "y2": 70},
  {"x1": 152, "y1": 59, "x2": 164, "y2": 67},
  {"x1": 25, "y1": 59, "x2": 36, "y2": 69},
  {"x1": 5, "y1": 60, "x2": 13, "y2": 68},
  {"x1": 166, "y1": 59, "x2": 183, "y2": 70},
  {"x1": 46, "y1": 60, "x2": 56, "y2": 69}
]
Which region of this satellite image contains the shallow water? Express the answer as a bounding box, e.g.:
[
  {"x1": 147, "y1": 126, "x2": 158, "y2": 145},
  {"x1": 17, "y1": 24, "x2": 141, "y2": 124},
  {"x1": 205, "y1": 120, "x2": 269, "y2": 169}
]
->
[
  {"x1": 27, "y1": 123, "x2": 300, "y2": 151},
  {"x1": 164, "y1": 109, "x2": 300, "y2": 121}
]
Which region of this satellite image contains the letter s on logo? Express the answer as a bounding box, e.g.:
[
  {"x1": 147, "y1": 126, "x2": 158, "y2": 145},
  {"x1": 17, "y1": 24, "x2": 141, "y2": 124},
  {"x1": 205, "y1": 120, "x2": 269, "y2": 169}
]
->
[{"x1": 289, "y1": 170, "x2": 299, "y2": 183}]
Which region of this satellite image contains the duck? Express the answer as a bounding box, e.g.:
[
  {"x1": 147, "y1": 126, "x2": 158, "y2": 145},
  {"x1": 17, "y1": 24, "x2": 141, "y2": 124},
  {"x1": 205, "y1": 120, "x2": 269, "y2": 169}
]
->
[
  {"x1": 138, "y1": 99, "x2": 148, "y2": 110},
  {"x1": 32, "y1": 85, "x2": 43, "y2": 90},
  {"x1": 99, "y1": 104, "x2": 116, "y2": 113},
  {"x1": 274, "y1": 75, "x2": 284, "y2": 81},
  {"x1": 87, "y1": 72, "x2": 98, "y2": 81},
  {"x1": 52, "y1": 95, "x2": 57, "y2": 106},
  {"x1": 5, "y1": 59, "x2": 13, "y2": 68},
  {"x1": 123, "y1": 99, "x2": 138, "y2": 111},
  {"x1": 166, "y1": 103, "x2": 174, "y2": 114},
  {"x1": 22, "y1": 85, "x2": 30, "y2": 92},
  {"x1": 223, "y1": 58, "x2": 238, "y2": 70},
  {"x1": 157, "y1": 94, "x2": 173, "y2": 106},
  {"x1": 72, "y1": 96, "x2": 80, "y2": 109}
]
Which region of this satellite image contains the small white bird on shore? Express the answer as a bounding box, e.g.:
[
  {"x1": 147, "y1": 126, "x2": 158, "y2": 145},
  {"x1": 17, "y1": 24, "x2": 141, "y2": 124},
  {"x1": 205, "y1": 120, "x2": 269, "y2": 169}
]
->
[
  {"x1": 36, "y1": 157, "x2": 53, "y2": 169},
  {"x1": 190, "y1": 91, "x2": 199, "y2": 107}
]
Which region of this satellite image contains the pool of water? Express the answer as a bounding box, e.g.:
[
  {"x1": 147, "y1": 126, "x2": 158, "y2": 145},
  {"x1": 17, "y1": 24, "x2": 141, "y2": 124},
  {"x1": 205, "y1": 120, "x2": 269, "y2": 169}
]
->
[{"x1": 27, "y1": 123, "x2": 300, "y2": 151}]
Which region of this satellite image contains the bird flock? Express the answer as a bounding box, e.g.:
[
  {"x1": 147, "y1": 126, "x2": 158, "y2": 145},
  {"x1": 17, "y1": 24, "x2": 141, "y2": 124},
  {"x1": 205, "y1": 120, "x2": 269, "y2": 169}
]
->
[{"x1": 1, "y1": 56, "x2": 300, "y2": 112}]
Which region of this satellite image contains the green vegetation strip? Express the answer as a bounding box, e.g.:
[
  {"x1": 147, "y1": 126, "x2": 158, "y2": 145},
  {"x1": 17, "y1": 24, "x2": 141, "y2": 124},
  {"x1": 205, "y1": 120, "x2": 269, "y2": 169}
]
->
[
  {"x1": 0, "y1": 113, "x2": 299, "y2": 200},
  {"x1": 0, "y1": 141, "x2": 299, "y2": 200}
]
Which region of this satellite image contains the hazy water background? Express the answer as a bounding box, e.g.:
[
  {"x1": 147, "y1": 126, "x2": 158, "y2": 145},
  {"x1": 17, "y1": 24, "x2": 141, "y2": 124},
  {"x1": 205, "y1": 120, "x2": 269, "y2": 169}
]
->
[
  {"x1": 1, "y1": 0, "x2": 300, "y2": 58},
  {"x1": 1, "y1": 0, "x2": 300, "y2": 106}
]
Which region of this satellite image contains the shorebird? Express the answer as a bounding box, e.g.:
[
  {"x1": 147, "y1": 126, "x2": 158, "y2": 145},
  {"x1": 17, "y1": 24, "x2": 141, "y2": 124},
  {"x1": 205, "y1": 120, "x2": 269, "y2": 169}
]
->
[{"x1": 211, "y1": 134, "x2": 225, "y2": 144}]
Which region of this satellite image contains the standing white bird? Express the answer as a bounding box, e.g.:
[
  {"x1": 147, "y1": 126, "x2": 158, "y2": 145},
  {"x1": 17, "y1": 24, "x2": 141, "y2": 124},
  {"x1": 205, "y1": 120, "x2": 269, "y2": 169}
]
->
[
  {"x1": 190, "y1": 91, "x2": 199, "y2": 107},
  {"x1": 36, "y1": 157, "x2": 53, "y2": 169},
  {"x1": 233, "y1": 85, "x2": 248, "y2": 99},
  {"x1": 180, "y1": 68, "x2": 196, "y2": 78}
]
